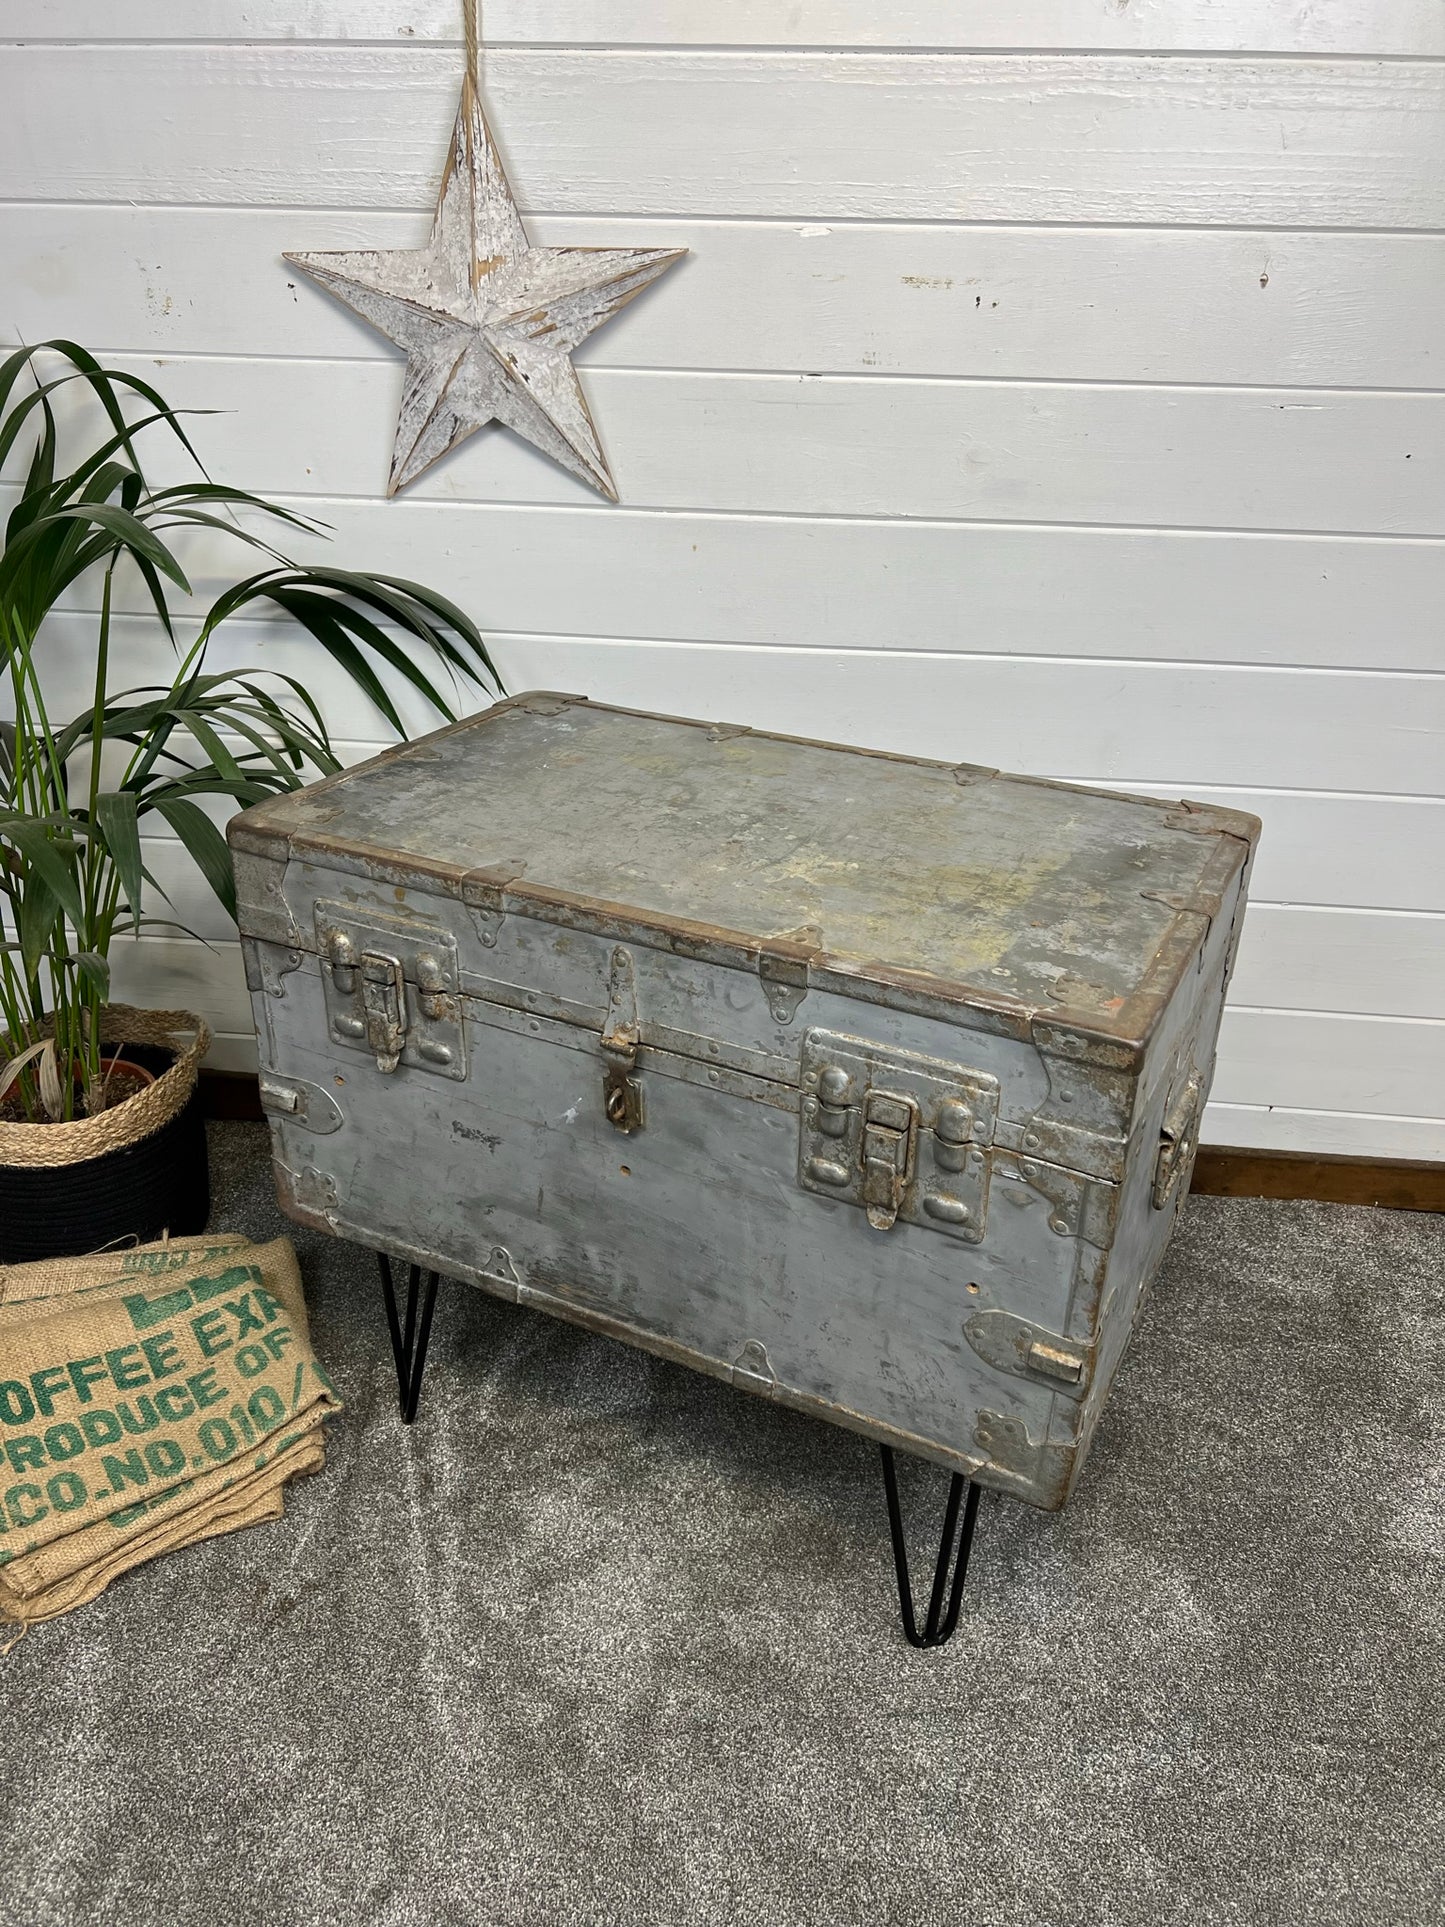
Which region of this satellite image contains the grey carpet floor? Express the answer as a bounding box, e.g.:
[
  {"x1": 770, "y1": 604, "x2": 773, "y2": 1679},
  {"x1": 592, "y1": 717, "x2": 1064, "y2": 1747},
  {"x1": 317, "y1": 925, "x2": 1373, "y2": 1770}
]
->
[{"x1": 4, "y1": 1121, "x2": 1443, "y2": 1927}]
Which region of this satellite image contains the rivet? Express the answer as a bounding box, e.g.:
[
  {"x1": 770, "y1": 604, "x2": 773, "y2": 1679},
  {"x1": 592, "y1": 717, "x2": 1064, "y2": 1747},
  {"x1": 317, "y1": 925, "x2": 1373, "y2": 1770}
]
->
[
  {"x1": 708, "y1": 1069, "x2": 720, "y2": 1085},
  {"x1": 1024, "y1": 1132, "x2": 1041, "y2": 1149},
  {"x1": 1049, "y1": 1215, "x2": 1070, "y2": 1235}
]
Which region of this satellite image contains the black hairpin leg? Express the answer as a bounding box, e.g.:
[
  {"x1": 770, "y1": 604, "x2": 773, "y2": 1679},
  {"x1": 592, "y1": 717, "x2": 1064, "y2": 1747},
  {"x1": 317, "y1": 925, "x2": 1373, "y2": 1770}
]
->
[
  {"x1": 377, "y1": 1253, "x2": 440, "y2": 1424},
  {"x1": 880, "y1": 1444, "x2": 982, "y2": 1649}
]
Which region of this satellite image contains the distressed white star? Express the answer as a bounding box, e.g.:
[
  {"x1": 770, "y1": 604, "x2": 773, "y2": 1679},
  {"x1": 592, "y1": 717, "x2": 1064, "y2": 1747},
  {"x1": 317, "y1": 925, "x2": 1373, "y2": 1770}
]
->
[{"x1": 284, "y1": 76, "x2": 685, "y2": 500}]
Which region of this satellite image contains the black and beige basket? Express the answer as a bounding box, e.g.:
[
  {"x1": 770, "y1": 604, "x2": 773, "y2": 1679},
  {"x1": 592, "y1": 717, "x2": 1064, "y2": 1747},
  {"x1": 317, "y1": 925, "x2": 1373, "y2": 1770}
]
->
[{"x1": 0, "y1": 1006, "x2": 211, "y2": 1262}]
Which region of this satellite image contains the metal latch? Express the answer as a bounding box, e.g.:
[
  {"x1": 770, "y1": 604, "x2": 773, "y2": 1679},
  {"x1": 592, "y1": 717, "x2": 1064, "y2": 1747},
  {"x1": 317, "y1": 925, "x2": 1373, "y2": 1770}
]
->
[
  {"x1": 1152, "y1": 1071, "x2": 1203, "y2": 1209},
  {"x1": 799, "y1": 1031, "x2": 1000, "y2": 1243},
  {"x1": 316, "y1": 902, "x2": 466, "y2": 1081},
  {"x1": 360, "y1": 952, "x2": 407, "y2": 1073},
  {"x1": 861, "y1": 1091, "x2": 918, "y2": 1230},
  {"x1": 600, "y1": 946, "x2": 643, "y2": 1133}
]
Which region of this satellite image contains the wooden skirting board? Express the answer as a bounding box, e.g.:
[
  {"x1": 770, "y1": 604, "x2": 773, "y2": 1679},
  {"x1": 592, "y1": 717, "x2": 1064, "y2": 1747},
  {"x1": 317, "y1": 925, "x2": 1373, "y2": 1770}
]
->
[
  {"x1": 199, "y1": 1072, "x2": 1443, "y2": 1214},
  {"x1": 1190, "y1": 1147, "x2": 1444, "y2": 1213}
]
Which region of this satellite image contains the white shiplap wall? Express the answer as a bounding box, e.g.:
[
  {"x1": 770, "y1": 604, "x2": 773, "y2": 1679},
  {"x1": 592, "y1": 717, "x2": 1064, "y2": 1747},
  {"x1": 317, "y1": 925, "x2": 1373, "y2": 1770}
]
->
[{"x1": 3, "y1": 3, "x2": 1442, "y2": 1159}]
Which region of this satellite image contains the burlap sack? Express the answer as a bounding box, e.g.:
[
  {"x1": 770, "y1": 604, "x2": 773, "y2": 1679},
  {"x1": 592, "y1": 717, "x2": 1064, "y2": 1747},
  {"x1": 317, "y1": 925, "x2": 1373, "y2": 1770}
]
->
[
  {"x1": 0, "y1": 1236, "x2": 251, "y2": 1315},
  {"x1": 2, "y1": 1433, "x2": 323, "y2": 1622},
  {"x1": 0, "y1": 1239, "x2": 340, "y2": 1576},
  {"x1": 0, "y1": 1411, "x2": 328, "y2": 1604}
]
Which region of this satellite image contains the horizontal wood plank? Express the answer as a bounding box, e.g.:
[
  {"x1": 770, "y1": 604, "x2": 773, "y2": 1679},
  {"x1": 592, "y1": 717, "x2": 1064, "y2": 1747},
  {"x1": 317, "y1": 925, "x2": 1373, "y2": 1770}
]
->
[
  {"x1": 196, "y1": 1035, "x2": 261, "y2": 1077},
  {"x1": 1212, "y1": 1008, "x2": 1445, "y2": 1121},
  {"x1": 31, "y1": 489, "x2": 1444, "y2": 677},
  {"x1": 1198, "y1": 1105, "x2": 1445, "y2": 1163},
  {"x1": 107, "y1": 938, "x2": 257, "y2": 1038},
  {"x1": 1228, "y1": 906, "x2": 1443, "y2": 1021},
  {"x1": 470, "y1": 638, "x2": 1445, "y2": 798},
  {"x1": 38, "y1": 354, "x2": 1442, "y2": 537},
  {"x1": 10, "y1": 206, "x2": 1445, "y2": 392},
  {"x1": 1100, "y1": 789, "x2": 1445, "y2": 915},
  {"x1": 5, "y1": 48, "x2": 1444, "y2": 226},
  {"x1": 35, "y1": 615, "x2": 1445, "y2": 796},
  {"x1": 11, "y1": 3, "x2": 1443, "y2": 57}
]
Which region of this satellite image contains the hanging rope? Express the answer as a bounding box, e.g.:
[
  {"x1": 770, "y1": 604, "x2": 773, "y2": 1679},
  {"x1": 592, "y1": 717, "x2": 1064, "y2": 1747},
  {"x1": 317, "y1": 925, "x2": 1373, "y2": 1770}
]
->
[{"x1": 463, "y1": 0, "x2": 481, "y2": 87}]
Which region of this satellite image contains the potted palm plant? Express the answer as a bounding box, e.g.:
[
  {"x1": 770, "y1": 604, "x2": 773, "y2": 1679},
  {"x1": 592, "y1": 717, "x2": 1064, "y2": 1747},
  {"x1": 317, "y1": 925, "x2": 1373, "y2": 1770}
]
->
[{"x1": 0, "y1": 340, "x2": 500, "y2": 1261}]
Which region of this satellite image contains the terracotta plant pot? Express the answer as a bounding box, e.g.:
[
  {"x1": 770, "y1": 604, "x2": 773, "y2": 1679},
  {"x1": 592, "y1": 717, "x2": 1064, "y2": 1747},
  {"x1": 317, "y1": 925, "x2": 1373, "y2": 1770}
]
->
[
  {"x1": 0, "y1": 1052, "x2": 157, "y2": 1115},
  {"x1": 95, "y1": 1053, "x2": 159, "y2": 1104}
]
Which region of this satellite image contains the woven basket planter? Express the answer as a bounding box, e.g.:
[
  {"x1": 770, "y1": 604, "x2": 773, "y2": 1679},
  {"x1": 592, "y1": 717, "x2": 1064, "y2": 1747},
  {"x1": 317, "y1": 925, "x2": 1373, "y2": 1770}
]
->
[{"x1": 0, "y1": 1005, "x2": 212, "y2": 1263}]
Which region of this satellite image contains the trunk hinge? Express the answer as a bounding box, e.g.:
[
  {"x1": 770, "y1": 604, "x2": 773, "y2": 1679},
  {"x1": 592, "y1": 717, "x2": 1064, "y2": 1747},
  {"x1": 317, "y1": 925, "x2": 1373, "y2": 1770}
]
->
[{"x1": 758, "y1": 938, "x2": 814, "y2": 1026}]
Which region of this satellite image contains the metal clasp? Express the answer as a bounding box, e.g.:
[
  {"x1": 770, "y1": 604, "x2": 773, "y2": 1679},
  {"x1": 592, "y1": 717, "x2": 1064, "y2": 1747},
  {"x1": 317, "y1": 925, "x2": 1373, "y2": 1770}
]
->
[
  {"x1": 1152, "y1": 1072, "x2": 1203, "y2": 1209},
  {"x1": 600, "y1": 947, "x2": 644, "y2": 1133},
  {"x1": 360, "y1": 951, "x2": 407, "y2": 1074},
  {"x1": 798, "y1": 1031, "x2": 998, "y2": 1243},
  {"x1": 317, "y1": 903, "x2": 466, "y2": 1081},
  {"x1": 861, "y1": 1091, "x2": 918, "y2": 1231}
]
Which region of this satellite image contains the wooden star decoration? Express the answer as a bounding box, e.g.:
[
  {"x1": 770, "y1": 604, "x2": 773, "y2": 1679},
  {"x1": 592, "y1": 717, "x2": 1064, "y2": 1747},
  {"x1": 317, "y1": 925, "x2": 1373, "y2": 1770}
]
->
[{"x1": 284, "y1": 75, "x2": 685, "y2": 500}]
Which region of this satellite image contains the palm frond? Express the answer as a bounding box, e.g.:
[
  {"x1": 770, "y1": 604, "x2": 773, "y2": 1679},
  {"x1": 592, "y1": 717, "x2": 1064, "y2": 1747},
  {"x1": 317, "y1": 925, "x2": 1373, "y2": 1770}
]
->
[{"x1": 0, "y1": 341, "x2": 502, "y2": 1121}]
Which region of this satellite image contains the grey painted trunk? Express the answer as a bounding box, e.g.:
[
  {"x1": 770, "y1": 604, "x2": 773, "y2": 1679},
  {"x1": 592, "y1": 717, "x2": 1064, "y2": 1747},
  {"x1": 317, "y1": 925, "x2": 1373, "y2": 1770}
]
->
[{"x1": 229, "y1": 694, "x2": 1257, "y2": 1510}]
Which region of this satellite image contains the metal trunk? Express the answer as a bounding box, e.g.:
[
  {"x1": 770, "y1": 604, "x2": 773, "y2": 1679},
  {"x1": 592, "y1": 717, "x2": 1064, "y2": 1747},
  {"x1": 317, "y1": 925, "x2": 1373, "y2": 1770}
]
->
[{"x1": 229, "y1": 694, "x2": 1258, "y2": 1510}]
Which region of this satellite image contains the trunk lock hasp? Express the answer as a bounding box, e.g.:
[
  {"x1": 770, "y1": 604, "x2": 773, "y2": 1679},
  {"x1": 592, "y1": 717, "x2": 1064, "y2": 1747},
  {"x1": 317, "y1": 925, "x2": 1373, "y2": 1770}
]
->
[
  {"x1": 799, "y1": 1031, "x2": 1000, "y2": 1242},
  {"x1": 600, "y1": 947, "x2": 645, "y2": 1133},
  {"x1": 316, "y1": 903, "x2": 467, "y2": 1080}
]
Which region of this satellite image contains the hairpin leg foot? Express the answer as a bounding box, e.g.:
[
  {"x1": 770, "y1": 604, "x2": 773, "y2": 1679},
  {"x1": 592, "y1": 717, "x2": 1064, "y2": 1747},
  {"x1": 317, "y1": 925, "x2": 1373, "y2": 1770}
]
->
[
  {"x1": 880, "y1": 1444, "x2": 982, "y2": 1649},
  {"x1": 377, "y1": 1252, "x2": 440, "y2": 1424}
]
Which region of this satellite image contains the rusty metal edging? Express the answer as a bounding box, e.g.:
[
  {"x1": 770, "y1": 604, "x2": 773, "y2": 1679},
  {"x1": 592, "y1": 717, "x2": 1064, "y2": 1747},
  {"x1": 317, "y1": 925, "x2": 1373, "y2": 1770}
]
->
[
  {"x1": 228, "y1": 691, "x2": 1259, "y2": 1067},
  {"x1": 1108, "y1": 827, "x2": 1257, "y2": 1055}
]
